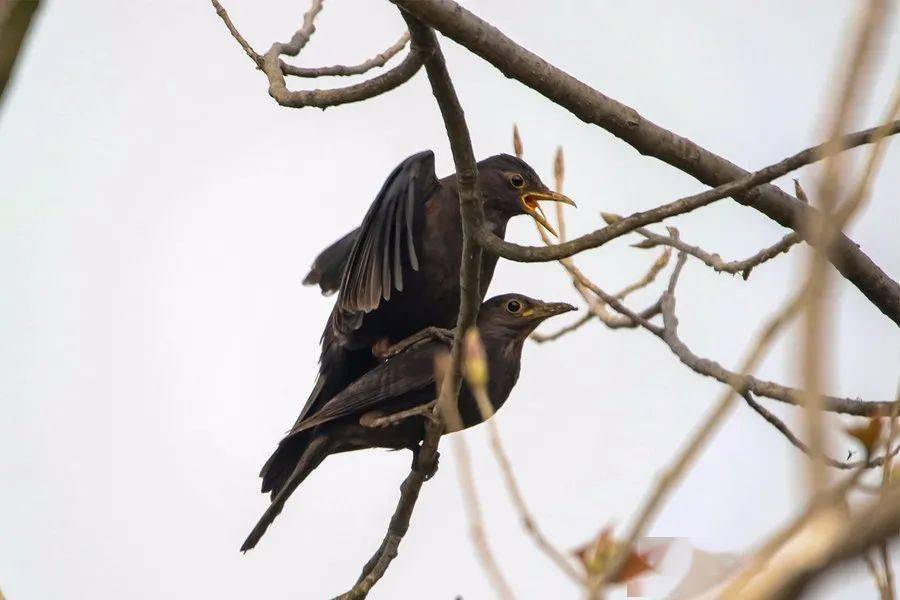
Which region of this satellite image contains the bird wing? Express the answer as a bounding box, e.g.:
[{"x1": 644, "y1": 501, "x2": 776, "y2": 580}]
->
[
  {"x1": 334, "y1": 150, "x2": 438, "y2": 332},
  {"x1": 286, "y1": 340, "x2": 442, "y2": 435},
  {"x1": 302, "y1": 228, "x2": 360, "y2": 295}
]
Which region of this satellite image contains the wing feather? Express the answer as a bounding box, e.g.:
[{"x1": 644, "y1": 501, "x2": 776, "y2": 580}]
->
[{"x1": 334, "y1": 151, "x2": 437, "y2": 334}]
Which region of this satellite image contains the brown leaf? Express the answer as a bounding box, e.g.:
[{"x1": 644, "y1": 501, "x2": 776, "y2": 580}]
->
[
  {"x1": 572, "y1": 527, "x2": 659, "y2": 584},
  {"x1": 512, "y1": 124, "x2": 523, "y2": 159},
  {"x1": 846, "y1": 418, "x2": 883, "y2": 453}
]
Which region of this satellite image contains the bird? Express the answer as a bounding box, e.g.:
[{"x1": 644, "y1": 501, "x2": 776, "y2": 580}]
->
[
  {"x1": 257, "y1": 151, "x2": 576, "y2": 504},
  {"x1": 241, "y1": 293, "x2": 576, "y2": 551}
]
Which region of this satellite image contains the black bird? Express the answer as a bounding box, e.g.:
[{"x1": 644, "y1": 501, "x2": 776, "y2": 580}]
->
[
  {"x1": 259, "y1": 151, "x2": 576, "y2": 502},
  {"x1": 242, "y1": 293, "x2": 576, "y2": 551}
]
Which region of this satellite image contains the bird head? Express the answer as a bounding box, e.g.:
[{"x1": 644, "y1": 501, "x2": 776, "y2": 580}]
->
[
  {"x1": 477, "y1": 293, "x2": 577, "y2": 340},
  {"x1": 476, "y1": 154, "x2": 576, "y2": 238}
]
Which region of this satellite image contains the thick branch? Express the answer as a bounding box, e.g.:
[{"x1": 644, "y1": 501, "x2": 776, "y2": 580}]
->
[{"x1": 391, "y1": 0, "x2": 900, "y2": 326}]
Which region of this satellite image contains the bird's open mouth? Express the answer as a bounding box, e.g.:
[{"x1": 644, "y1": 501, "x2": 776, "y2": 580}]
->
[{"x1": 520, "y1": 191, "x2": 577, "y2": 238}]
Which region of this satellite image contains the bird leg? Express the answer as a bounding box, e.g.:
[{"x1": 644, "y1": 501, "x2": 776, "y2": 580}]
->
[
  {"x1": 365, "y1": 401, "x2": 437, "y2": 428},
  {"x1": 410, "y1": 442, "x2": 440, "y2": 480},
  {"x1": 374, "y1": 326, "x2": 456, "y2": 359}
]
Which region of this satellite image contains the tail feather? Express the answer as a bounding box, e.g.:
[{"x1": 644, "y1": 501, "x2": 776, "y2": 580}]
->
[{"x1": 241, "y1": 434, "x2": 331, "y2": 552}]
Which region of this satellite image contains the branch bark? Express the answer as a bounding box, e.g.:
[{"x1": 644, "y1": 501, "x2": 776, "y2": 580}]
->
[
  {"x1": 212, "y1": 0, "x2": 426, "y2": 109},
  {"x1": 390, "y1": 0, "x2": 900, "y2": 326}
]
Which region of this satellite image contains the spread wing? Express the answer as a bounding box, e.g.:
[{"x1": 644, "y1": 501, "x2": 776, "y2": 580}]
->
[
  {"x1": 302, "y1": 228, "x2": 360, "y2": 295},
  {"x1": 333, "y1": 150, "x2": 438, "y2": 334},
  {"x1": 287, "y1": 339, "x2": 443, "y2": 435}
]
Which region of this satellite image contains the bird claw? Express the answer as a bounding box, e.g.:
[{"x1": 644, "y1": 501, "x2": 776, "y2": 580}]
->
[{"x1": 411, "y1": 446, "x2": 440, "y2": 480}]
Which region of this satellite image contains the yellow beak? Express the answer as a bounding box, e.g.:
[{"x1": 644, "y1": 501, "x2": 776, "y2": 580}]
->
[{"x1": 520, "y1": 190, "x2": 577, "y2": 238}]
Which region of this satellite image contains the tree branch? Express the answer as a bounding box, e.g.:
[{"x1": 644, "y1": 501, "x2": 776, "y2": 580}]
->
[
  {"x1": 281, "y1": 32, "x2": 410, "y2": 78},
  {"x1": 212, "y1": 0, "x2": 426, "y2": 109},
  {"x1": 335, "y1": 417, "x2": 442, "y2": 600},
  {"x1": 390, "y1": 0, "x2": 900, "y2": 326}
]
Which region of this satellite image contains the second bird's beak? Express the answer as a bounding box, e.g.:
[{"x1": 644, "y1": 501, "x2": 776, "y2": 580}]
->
[
  {"x1": 526, "y1": 301, "x2": 578, "y2": 320},
  {"x1": 520, "y1": 190, "x2": 577, "y2": 238}
]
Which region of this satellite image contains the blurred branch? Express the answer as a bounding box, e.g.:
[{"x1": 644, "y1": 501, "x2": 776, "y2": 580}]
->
[
  {"x1": 464, "y1": 329, "x2": 584, "y2": 589},
  {"x1": 602, "y1": 258, "x2": 807, "y2": 588},
  {"x1": 391, "y1": 0, "x2": 900, "y2": 326},
  {"x1": 453, "y1": 433, "x2": 516, "y2": 599},
  {"x1": 0, "y1": 0, "x2": 41, "y2": 106},
  {"x1": 212, "y1": 0, "x2": 425, "y2": 109}
]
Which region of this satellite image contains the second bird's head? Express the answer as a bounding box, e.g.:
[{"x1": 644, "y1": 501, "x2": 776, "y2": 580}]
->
[
  {"x1": 476, "y1": 154, "x2": 576, "y2": 238},
  {"x1": 477, "y1": 293, "x2": 576, "y2": 340}
]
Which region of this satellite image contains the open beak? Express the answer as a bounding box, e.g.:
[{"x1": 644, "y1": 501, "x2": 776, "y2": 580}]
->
[
  {"x1": 527, "y1": 301, "x2": 577, "y2": 320},
  {"x1": 520, "y1": 190, "x2": 577, "y2": 238}
]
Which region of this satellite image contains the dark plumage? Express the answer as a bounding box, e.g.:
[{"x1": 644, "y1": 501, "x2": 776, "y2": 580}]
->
[
  {"x1": 260, "y1": 151, "x2": 575, "y2": 502},
  {"x1": 242, "y1": 294, "x2": 576, "y2": 551}
]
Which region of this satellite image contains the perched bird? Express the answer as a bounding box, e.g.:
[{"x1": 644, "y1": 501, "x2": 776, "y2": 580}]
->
[
  {"x1": 259, "y1": 151, "x2": 576, "y2": 503},
  {"x1": 242, "y1": 293, "x2": 576, "y2": 551}
]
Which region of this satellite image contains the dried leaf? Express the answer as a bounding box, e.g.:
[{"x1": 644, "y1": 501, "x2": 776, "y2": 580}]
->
[
  {"x1": 572, "y1": 527, "x2": 659, "y2": 584},
  {"x1": 630, "y1": 238, "x2": 659, "y2": 249},
  {"x1": 512, "y1": 124, "x2": 523, "y2": 159},
  {"x1": 846, "y1": 418, "x2": 883, "y2": 453},
  {"x1": 601, "y1": 212, "x2": 622, "y2": 224}
]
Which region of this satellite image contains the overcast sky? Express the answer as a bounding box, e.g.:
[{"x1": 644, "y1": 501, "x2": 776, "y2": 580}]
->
[{"x1": 2, "y1": 1, "x2": 899, "y2": 599}]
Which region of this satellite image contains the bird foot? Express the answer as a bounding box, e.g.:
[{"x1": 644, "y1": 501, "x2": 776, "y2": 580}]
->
[
  {"x1": 411, "y1": 446, "x2": 440, "y2": 480},
  {"x1": 375, "y1": 327, "x2": 456, "y2": 359}
]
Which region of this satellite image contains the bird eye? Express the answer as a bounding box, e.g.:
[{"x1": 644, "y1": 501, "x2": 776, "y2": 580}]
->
[
  {"x1": 506, "y1": 299, "x2": 522, "y2": 313},
  {"x1": 508, "y1": 174, "x2": 525, "y2": 189}
]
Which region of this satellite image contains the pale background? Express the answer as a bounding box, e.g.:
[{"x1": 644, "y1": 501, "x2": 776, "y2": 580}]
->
[{"x1": 2, "y1": 1, "x2": 899, "y2": 598}]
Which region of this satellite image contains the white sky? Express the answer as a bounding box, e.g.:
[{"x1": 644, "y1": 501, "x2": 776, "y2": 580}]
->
[{"x1": 2, "y1": 1, "x2": 899, "y2": 599}]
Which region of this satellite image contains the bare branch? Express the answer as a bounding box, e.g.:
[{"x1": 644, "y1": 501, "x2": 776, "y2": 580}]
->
[
  {"x1": 281, "y1": 32, "x2": 410, "y2": 78},
  {"x1": 741, "y1": 390, "x2": 895, "y2": 470},
  {"x1": 336, "y1": 417, "x2": 442, "y2": 600},
  {"x1": 391, "y1": 0, "x2": 900, "y2": 325},
  {"x1": 632, "y1": 226, "x2": 798, "y2": 279},
  {"x1": 212, "y1": 0, "x2": 426, "y2": 109},
  {"x1": 211, "y1": 0, "x2": 261, "y2": 66}
]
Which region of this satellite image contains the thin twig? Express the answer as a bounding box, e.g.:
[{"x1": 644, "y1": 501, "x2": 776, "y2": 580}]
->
[
  {"x1": 281, "y1": 32, "x2": 410, "y2": 78},
  {"x1": 487, "y1": 420, "x2": 586, "y2": 586},
  {"x1": 212, "y1": 0, "x2": 425, "y2": 109},
  {"x1": 741, "y1": 390, "x2": 894, "y2": 470},
  {"x1": 632, "y1": 226, "x2": 798, "y2": 280}
]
